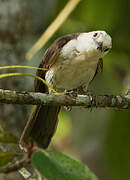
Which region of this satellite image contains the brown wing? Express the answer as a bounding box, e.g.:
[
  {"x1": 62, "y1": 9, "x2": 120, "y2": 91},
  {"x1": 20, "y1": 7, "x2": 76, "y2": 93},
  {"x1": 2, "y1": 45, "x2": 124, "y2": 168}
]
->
[
  {"x1": 90, "y1": 58, "x2": 103, "y2": 84},
  {"x1": 34, "y1": 33, "x2": 79, "y2": 92}
]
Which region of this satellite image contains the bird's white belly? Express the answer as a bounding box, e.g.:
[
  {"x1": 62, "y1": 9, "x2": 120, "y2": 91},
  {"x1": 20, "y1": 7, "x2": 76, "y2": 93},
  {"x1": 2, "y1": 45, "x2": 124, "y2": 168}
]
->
[{"x1": 45, "y1": 56, "x2": 99, "y2": 92}]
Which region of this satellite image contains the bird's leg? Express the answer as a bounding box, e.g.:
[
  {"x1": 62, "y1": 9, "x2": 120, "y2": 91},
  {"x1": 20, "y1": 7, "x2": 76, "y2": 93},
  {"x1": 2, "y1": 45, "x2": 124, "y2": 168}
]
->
[{"x1": 63, "y1": 89, "x2": 78, "y2": 111}]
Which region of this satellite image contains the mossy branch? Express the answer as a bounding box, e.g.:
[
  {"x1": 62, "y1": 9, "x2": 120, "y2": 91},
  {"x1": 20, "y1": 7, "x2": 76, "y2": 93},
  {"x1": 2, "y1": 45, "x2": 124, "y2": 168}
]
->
[{"x1": 0, "y1": 89, "x2": 130, "y2": 109}]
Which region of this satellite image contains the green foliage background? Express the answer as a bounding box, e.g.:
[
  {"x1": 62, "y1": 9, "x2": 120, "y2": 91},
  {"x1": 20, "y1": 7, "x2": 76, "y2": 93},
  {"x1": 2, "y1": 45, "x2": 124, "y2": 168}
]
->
[
  {"x1": 0, "y1": 0, "x2": 129, "y2": 180},
  {"x1": 48, "y1": 1, "x2": 130, "y2": 180}
]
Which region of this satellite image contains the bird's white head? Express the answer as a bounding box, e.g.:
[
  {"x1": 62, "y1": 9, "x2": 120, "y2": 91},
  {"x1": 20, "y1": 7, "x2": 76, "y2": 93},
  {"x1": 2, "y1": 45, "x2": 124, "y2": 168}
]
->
[
  {"x1": 76, "y1": 31, "x2": 112, "y2": 58},
  {"x1": 61, "y1": 31, "x2": 112, "y2": 60}
]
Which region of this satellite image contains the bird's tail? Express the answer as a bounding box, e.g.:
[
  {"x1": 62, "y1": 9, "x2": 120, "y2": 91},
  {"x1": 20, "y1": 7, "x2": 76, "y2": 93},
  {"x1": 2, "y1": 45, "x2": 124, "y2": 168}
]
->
[{"x1": 19, "y1": 105, "x2": 60, "y2": 149}]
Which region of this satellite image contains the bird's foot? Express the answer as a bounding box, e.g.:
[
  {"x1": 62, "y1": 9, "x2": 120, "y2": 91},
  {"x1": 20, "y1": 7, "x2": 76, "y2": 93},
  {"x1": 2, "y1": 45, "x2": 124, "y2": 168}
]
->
[
  {"x1": 64, "y1": 89, "x2": 78, "y2": 98},
  {"x1": 64, "y1": 105, "x2": 72, "y2": 111},
  {"x1": 63, "y1": 89, "x2": 78, "y2": 111}
]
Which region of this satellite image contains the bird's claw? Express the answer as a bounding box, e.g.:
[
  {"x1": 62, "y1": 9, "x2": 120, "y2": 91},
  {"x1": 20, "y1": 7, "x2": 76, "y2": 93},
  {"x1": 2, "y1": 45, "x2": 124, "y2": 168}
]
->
[{"x1": 64, "y1": 89, "x2": 78, "y2": 98}]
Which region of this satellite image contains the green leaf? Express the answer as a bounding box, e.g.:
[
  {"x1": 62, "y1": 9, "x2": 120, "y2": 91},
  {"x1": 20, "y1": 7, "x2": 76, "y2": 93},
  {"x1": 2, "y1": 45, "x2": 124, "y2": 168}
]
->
[
  {"x1": 31, "y1": 149, "x2": 98, "y2": 180},
  {"x1": 0, "y1": 152, "x2": 18, "y2": 167}
]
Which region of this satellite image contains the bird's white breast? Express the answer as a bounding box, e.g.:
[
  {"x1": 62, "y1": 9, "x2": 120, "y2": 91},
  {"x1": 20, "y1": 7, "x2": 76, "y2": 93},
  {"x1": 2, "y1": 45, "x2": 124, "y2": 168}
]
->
[{"x1": 45, "y1": 53, "x2": 99, "y2": 92}]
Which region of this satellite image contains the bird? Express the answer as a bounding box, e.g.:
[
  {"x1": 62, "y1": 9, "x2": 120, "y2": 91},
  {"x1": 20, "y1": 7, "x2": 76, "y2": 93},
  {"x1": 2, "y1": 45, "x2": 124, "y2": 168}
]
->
[{"x1": 20, "y1": 31, "x2": 112, "y2": 149}]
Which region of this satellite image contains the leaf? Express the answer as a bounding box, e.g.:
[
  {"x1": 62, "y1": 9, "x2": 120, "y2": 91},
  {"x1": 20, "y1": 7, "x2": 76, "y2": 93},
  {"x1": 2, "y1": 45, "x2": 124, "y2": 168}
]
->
[
  {"x1": 31, "y1": 149, "x2": 98, "y2": 180},
  {"x1": 0, "y1": 131, "x2": 18, "y2": 144},
  {"x1": 0, "y1": 152, "x2": 18, "y2": 167}
]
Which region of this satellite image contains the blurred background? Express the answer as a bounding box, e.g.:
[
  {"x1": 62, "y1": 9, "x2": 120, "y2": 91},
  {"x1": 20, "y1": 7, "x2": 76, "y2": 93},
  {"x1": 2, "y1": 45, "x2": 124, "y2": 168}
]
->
[{"x1": 0, "y1": 0, "x2": 130, "y2": 179}]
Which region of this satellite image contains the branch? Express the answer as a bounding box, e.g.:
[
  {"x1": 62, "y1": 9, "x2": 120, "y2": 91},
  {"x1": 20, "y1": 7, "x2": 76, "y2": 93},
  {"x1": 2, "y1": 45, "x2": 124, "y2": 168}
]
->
[
  {"x1": 0, "y1": 89, "x2": 130, "y2": 109},
  {"x1": 0, "y1": 158, "x2": 30, "y2": 174}
]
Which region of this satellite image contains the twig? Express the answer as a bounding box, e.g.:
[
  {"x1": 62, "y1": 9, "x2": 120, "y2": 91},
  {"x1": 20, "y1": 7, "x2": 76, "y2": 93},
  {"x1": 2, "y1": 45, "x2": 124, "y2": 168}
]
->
[
  {"x1": 0, "y1": 89, "x2": 130, "y2": 109},
  {"x1": 0, "y1": 158, "x2": 30, "y2": 174}
]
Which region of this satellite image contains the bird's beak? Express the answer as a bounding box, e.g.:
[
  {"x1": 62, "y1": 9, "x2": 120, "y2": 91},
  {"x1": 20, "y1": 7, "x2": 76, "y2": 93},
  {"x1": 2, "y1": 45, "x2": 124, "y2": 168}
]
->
[{"x1": 97, "y1": 42, "x2": 103, "y2": 51}]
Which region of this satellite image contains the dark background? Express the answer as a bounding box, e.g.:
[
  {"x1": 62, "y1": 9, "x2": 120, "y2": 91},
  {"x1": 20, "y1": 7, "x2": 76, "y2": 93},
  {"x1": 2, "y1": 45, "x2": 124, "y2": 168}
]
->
[{"x1": 0, "y1": 0, "x2": 130, "y2": 179}]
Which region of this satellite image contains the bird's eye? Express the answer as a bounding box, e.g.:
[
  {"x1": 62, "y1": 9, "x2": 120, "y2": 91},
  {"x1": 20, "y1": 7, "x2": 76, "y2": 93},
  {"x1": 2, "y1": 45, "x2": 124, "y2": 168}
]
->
[
  {"x1": 93, "y1": 32, "x2": 98, "y2": 37},
  {"x1": 104, "y1": 48, "x2": 110, "y2": 52}
]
